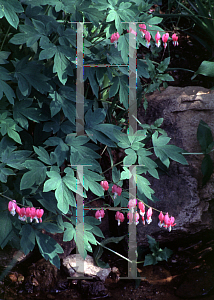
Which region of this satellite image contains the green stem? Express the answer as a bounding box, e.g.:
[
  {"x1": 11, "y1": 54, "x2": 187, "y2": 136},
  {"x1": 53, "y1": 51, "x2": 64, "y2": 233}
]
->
[
  {"x1": 96, "y1": 241, "x2": 132, "y2": 263},
  {"x1": 97, "y1": 99, "x2": 126, "y2": 111},
  {"x1": 182, "y1": 152, "x2": 203, "y2": 155},
  {"x1": 91, "y1": 16, "x2": 107, "y2": 38},
  {"x1": 0, "y1": 25, "x2": 11, "y2": 51},
  {"x1": 101, "y1": 160, "x2": 123, "y2": 175},
  {"x1": 88, "y1": 37, "x2": 106, "y2": 50},
  {"x1": 167, "y1": 67, "x2": 195, "y2": 73}
]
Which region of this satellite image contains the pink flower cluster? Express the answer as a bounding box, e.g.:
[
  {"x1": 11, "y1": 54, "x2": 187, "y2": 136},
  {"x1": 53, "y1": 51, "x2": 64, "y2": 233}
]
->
[
  {"x1": 8, "y1": 200, "x2": 44, "y2": 223},
  {"x1": 128, "y1": 200, "x2": 152, "y2": 225},
  {"x1": 110, "y1": 24, "x2": 178, "y2": 49},
  {"x1": 99, "y1": 181, "x2": 176, "y2": 231},
  {"x1": 158, "y1": 211, "x2": 176, "y2": 232},
  {"x1": 95, "y1": 209, "x2": 105, "y2": 222},
  {"x1": 100, "y1": 181, "x2": 122, "y2": 199}
]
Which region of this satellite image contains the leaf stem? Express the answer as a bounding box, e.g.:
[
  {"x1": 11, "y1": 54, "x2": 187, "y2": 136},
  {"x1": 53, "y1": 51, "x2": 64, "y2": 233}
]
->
[
  {"x1": 96, "y1": 241, "x2": 132, "y2": 263},
  {"x1": 0, "y1": 25, "x2": 11, "y2": 52},
  {"x1": 182, "y1": 152, "x2": 203, "y2": 155}
]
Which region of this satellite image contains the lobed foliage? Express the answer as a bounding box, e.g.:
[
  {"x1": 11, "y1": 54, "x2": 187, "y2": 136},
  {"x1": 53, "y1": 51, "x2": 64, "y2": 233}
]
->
[{"x1": 0, "y1": 0, "x2": 187, "y2": 269}]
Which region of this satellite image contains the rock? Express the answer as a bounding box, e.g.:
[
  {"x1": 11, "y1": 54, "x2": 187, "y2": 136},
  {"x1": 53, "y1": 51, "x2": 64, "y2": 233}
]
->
[
  {"x1": 77, "y1": 279, "x2": 109, "y2": 298},
  {"x1": 24, "y1": 258, "x2": 60, "y2": 292},
  {"x1": 63, "y1": 254, "x2": 111, "y2": 282},
  {"x1": 135, "y1": 86, "x2": 214, "y2": 246}
]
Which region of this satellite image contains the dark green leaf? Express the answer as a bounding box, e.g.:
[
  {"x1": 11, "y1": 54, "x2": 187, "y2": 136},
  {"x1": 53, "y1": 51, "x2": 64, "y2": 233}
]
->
[
  {"x1": 192, "y1": 61, "x2": 214, "y2": 79},
  {"x1": 112, "y1": 166, "x2": 120, "y2": 183},
  {"x1": 144, "y1": 254, "x2": 157, "y2": 266},
  {"x1": 201, "y1": 154, "x2": 213, "y2": 185},
  {"x1": 0, "y1": 80, "x2": 15, "y2": 104},
  {"x1": 35, "y1": 231, "x2": 63, "y2": 269},
  {"x1": 20, "y1": 160, "x2": 47, "y2": 190},
  {"x1": 136, "y1": 175, "x2": 154, "y2": 200},
  {"x1": 197, "y1": 120, "x2": 213, "y2": 153},
  {"x1": 0, "y1": 163, "x2": 14, "y2": 183},
  {"x1": 20, "y1": 224, "x2": 36, "y2": 255},
  {"x1": 0, "y1": 210, "x2": 13, "y2": 249},
  {"x1": 0, "y1": 0, "x2": 24, "y2": 29},
  {"x1": 35, "y1": 222, "x2": 64, "y2": 233}
]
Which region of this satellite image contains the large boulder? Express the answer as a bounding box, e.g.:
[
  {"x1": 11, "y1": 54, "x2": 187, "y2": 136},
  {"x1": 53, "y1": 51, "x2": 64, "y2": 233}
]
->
[{"x1": 136, "y1": 86, "x2": 214, "y2": 246}]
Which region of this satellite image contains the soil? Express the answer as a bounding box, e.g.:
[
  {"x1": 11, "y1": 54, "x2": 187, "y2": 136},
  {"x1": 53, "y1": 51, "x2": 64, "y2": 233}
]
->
[{"x1": 1, "y1": 233, "x2": 214, "y2": 300}]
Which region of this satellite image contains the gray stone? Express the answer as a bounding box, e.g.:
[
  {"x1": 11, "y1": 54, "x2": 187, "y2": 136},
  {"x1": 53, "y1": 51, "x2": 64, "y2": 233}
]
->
[
  {"x1": 63, "y1": 254, "x2": 111, "y2": 282},
  {"x1": 135, "y1": 86, "x2": 214, "y2": 246}
]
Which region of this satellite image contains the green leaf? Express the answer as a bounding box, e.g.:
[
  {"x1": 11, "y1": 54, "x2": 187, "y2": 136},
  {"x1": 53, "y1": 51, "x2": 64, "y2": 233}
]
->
[
  {"x1": 90, "y1": 225, "x2": 105, "y2": 238},
  {"x1": 84, "y1": 216, "x2": 101, "y2": 226},
  {"x1": 0, "y1": 209, "x2": 13, "y2": 249},
  {"x1": 201, "y1": 154, "x2": 213, "y2": 185},
  {"x1": 35, "y1": 231, "x2": 63, "y2": 269},
  {"x1": 33, "y1": 146, "x2": 54, "y2": 165},
  {"x1": 157, "y1": 57, "x2": 170, "y2": 73},
  {"x1": 20, "y1": 160, "x2": 47, "y2": 190},
  {"x1": 112, "y1": 166, "x2": 120, "y2": 183},
  {"x1": 120, "y1": 167, "x2": 132, "y2": 180},
  {"x1": 53, "y1": 49, "x2": 69, "y2": 85},
  {"x1": 152, "y1": 131, "x2": 188, "y2": 167},
  {"x1": 75, "y1": 223, "x2": 86, "y2": 259},
  {"x1": 14, "y1": 57, "x2": 50, "y2": 96},
  {"x1": 197, "y1": 120, "x2": 213, "y2": 153},
  {"x1": 0, "y1": 51, "x2": 10, "y2": 64},
  {"x1": 0, "y1": 79, "x2": 16, "y2": 105},
  {"x1": 1, "y1": 147, "x2": 31, "y2": 169},
  {"x1": 144, "y1": 254, "x2": 157, "y2": 266},
  {"x1": 137, "y1": 148, "x2": 159, "y2": 179},
  {"x1": 84, "y1": 68, "x2": 99, "y2": 98},
  {"x1": 63, "y1": 223, "x2": 76, "y2": 242},
  {"x1": 20, "y1": 224, "x2": 36, "y2": 255},
  {"x1": 136, "y1": 175, "x2": 154, "y2": 200},
  {"x1": 0, "y1": 0, "x2": 24, "y2": 29},
  {"x1": 43, "y1": 170, "x2": 76, "y2": 214},
  {"x1": 35, "y1": 222, "x2": 64, "y2": 234},
  {"x1": 147, "y1": 235, "x2": 159, "y2": 253},
  {"x1": 106, "y1": 10, "x2": 117, "y2": 22},
  {"x1": 119, "y1": 2, "x2": 132, "y2": 10},
  {"x1": 137, "y1": 59, "x2": 149, "y2": 78},
  {"x1": 154, "y1": 118, "x2": 164, "y2": 127},
  {"x1": 0, "y1": 115, "x2": 23, "y2": 145},
  {"x1": 36, "y1": 192, "x2": 59, "y2": 214},
  {"x1": 85, "y1": 109, "x2": 121, "y2": 147},
  {"x1": 124, "y1": 148, "x2": 137, "y2": 165},
  {"x1": 147, "y1": 16, "x2": 163, "y2": 25},
  {"x1": 192, "y1": 61, "x2": 214, "y2": 79},
  {"x1": 101, "y1": 235, "x2": 126, "y2": 246},
  {"x1": 158, "y1": 247, "x2": 173, "y2": 261},
  {"x1": 13, "y1": 99, "x2": 47, "y2": 129},
  {"x1": 109, "y1": 76, "x2": 119, "y2": 98},
  {"x1": 89, "y1": 180, "x2": 104, "y2": 196},
  {"x1": 0, "y1": 163, "x2": 14, "y2": 183},
  {"x1": 7, "y1": 127, "x2": 22, "y2": 144},
  {"x1": 157, "y1": 74, "x2": 174, "y2": 82},
  {"x1": 49, "y1": 90, "x2": 76, "y2": 125},
  {"x1": 117, "y1": 34, "x2": 129, "y2": 64}
]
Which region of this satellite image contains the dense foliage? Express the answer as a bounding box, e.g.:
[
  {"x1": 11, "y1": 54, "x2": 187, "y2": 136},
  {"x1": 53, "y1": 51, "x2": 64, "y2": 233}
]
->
[{"x1": 0, "y1": 0, "x2": 188, "y2": 270}]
